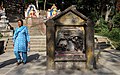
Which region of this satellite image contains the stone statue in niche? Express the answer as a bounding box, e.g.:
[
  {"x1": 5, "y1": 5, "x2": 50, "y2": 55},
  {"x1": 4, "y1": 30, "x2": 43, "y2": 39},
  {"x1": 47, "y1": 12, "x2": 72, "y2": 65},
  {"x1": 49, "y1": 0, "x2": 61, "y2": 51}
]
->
[
  {"x1": 56, "y1": 27, "x2": 84, "y2": 51},
  {"x1": 46, "y1": 4, "x2": 61, "y2": 19},
  {"x1": 25, "y1": 4, "x2": 39, "y2": 18}
]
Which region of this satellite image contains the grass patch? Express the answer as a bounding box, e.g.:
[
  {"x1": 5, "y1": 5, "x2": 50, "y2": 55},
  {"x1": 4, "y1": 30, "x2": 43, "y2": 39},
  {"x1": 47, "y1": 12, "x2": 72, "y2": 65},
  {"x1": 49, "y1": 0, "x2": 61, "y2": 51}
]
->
[{"x1": 0, "y1": 33, "x2": 3, "y2": 39}]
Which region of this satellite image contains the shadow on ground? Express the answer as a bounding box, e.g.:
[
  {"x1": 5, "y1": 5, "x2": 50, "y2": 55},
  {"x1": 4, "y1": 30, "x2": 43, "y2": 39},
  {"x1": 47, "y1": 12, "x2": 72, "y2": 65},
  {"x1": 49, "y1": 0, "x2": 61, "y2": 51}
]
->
[
  {"x1": 27, "y1": 53, "x2": 40, "y2": 63},
  {"x1": 0, "y1": 58, "x2": 16, "y2": 68},
  {"x1": 0, "y1": 53, "x2": 40, "y2": 69},
  {"x1": 103, "y1": 50, "x2": 120, "y2": 57}
]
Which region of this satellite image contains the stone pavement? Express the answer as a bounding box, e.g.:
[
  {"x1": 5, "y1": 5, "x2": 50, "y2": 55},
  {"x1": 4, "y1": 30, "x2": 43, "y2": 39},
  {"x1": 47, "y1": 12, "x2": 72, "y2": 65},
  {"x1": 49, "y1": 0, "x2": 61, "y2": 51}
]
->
[
  {"x1": 0, "y1": 51, "x2": 46, "y2": 75},
  {"x1": 98, "y1": 49, "x2": 120, "y2": 75},
  {"x1": 0, "y1": 50, "x2": 120, "y2": 75}
]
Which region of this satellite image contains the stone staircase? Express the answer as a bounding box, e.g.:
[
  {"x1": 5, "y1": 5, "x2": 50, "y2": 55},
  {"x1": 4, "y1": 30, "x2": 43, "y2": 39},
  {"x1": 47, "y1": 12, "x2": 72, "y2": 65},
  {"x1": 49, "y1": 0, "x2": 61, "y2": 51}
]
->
[
  {"x1": 4, "y1": 20, "x2": 46, "y2": 52},
  {"x1": 94, "y1": 35, "x2": 115, "y2": 50},
  {"x1": 5, "y1": 36, "x2": 46, "y2": 52}
]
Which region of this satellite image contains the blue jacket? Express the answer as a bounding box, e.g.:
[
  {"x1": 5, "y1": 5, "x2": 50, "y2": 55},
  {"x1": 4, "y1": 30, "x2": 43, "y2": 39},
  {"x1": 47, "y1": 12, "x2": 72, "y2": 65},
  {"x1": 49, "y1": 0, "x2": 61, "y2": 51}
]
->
[{"x1": 13, "y1": 26, "x2": 30, "y2": 52}]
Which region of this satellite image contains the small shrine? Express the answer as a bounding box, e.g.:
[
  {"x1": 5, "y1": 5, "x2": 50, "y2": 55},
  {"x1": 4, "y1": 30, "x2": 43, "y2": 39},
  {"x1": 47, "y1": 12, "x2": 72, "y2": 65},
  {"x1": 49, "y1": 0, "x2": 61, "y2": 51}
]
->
[
  {"x1": 46, "y1": 5, "x2": 95, "y2": 69},
  {"x1": 25, "y1": 4, "x2": 40, "y2": 27},
  {"x1": 46, "y1": 4, "x2": 61, "y2": 19},
  {"x1": 25, "y1": 4, "x2": 39, "y2": 18}
]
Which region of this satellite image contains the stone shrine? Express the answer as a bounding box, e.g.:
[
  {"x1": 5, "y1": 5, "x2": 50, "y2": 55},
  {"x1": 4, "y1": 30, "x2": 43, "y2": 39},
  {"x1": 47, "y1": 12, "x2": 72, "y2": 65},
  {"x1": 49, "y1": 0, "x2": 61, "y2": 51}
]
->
[{"x1": 46, "y1": 5, "x2": 95, "y2": 69}]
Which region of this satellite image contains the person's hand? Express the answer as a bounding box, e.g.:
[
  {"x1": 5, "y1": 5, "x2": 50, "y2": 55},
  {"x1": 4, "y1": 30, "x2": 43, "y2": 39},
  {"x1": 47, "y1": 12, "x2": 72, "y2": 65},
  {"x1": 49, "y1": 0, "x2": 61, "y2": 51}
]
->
[{"x1": 28, "y1": 43, "x2": 30, "y2": 52}]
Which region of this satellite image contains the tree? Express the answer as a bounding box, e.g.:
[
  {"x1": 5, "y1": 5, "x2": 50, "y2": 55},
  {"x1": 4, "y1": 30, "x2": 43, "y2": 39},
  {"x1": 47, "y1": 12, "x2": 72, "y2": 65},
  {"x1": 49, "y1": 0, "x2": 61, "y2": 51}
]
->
[
  {"x1": 112, "y1": 13, "x2": 120, "y2": 27},
  {"x1": 44, "y1": 0, "x2": 46, "y2": 10},
  {"x1": 75, "y1": 0, "x2": 117, "y2": 22}
]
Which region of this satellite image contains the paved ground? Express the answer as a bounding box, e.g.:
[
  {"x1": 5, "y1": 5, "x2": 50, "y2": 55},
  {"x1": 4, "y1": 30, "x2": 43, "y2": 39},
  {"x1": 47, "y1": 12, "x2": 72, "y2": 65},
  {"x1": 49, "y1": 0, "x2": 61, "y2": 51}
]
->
[
  {"x1": 0, "y1": 49, "x2": 120, "y2": 75},
  {"x1": 98, "y1": 49, "x2": 120, "y2": 75},
  {"x1": 0, "y1": 21, "x2": 120, "y2": 75},
  {"x1": 0, "y1": 51, "x2": 46, "y2": 75}
]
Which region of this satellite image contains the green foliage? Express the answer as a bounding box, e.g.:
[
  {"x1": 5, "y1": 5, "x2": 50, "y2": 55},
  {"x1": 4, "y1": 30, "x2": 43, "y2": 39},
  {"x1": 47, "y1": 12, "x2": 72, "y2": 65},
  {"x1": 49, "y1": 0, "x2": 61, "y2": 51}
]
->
[
  {"x1": 0, "y1": 33, "x2": 3, "y2": 39},
  {"x1": 89, "y1": 11, "x2": 99, "y2": 22},
  {"x1": 95, "y1": 17, "x2": 108, "y2": 34},
  {"x1": 98, "y1": 29, "x2": 120, "y2": 50},
  {"x1": 38, "y1": 0, "x2": 43, "y2": 3},
  {"x1": 75, "y1": 0, "x2": 120, "y2": 49},
  {"x1": 107, "y1": 28, "x2": 120, "y2": 41},
  {"x1": 113, "y1": 42, "x2": 120, "y2": 50},
  {"x1": 109, "y1": 13, "x2": 120, "y2": 50},
  {"x1": 24, "y1": 0, "x2": 35, "y2": 3},
  {"x1": 112, "y1": 13, "x2": 120, "y2": 27},
  {"x1": 95, "y1": 18, "x2": 120, "y2": 50}
]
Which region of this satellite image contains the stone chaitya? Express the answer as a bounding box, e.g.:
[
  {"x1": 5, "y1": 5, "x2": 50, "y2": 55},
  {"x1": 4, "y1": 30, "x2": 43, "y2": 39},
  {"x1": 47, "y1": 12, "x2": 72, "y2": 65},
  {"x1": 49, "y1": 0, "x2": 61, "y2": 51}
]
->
[{"x1": 0, "y1": 7, "x2": 13, "y2": 36}]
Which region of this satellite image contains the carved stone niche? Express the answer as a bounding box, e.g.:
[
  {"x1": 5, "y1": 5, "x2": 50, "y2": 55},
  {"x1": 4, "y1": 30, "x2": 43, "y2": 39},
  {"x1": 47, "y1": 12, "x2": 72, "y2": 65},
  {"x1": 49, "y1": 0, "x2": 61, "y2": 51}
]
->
[{"x1": 46, "y1": 5, "x2": 95, "y2": 70}]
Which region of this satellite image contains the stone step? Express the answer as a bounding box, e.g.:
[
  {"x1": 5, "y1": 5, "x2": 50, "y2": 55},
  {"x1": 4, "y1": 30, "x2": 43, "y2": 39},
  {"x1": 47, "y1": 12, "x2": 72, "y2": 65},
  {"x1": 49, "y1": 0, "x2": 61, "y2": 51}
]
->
[
  {"x1": 5, "y1": 35, "x2": 46, "y2": 52},
  {"x1": 29, "y1": 33, "x2": 42, "y2": 36},
  {"x1": 29, "y1": 32, "x2": 45, "y2": 36},
  {"x1": 8, "y1": 36, "x2": 46, "y2": 41},
  {"x1": 9, "y1": 41, "x2": 40, "y2": 44},
  {"x1": 95, "y1": 42, "x2": 112, "y2": 49},
  {"x1": 8, "y1": 36, "x2": 46, "y2": 39},
  {"x1": 6, "y1": 44, "x2": 46, "y2": 48},
  {"x1": 29, "y1": 29, "x2": 40, "y2": 31},
  {"x1": 28, "y1": 29, "x2": 40, "y2": 32},
  {"x1": 5, "y1": 47, "x2": 46, "y2": 52},
  {"x1": 30, "y1": 36, "x2": 46, "y2": 38},
  {"x1": 8, "y1": 38, "x2": 46, "y2": 40},
  {"x1": 98, "y1": 46, "x2": 112, "y2": 49},
  {"x1": 94, "y1": 35, "x2": 116, "y2": 50},
  {"x1": 29, "y1": 33, "x2": 41, "y2": 35},
  {"x1": 29, "y1": 31, "x2": 43, "y2": 34},
  {"x1": 7, "y1": 39, "x2": 46, "y2": 43},
  {"x1": 97, "y1": 42, "x2": 111, "y2": 46},
  {"x1": 6, "y1": 41, "x2": 46, "y2": 48},
  {"x1": 28, "y1": 27, "x2": 40, "y2": 29},
  {"x1": 29, "y1": 31, "x2": 41, "y2": 32},
  {"x1": 6, "y1": 42, "x2": 45, "y2": 46},
  {"x1": 29, "y1": 31, "x2": 41, "y2": 33},
  {"x1": 5, "y1": 47, "x2": 45, "y2": 51},
  {"x1": 9, "y1": 27, "x2": 43, "y2": 34},
  {"x1": 5, "y1": 44, "x2": 46, "y2": 49}
]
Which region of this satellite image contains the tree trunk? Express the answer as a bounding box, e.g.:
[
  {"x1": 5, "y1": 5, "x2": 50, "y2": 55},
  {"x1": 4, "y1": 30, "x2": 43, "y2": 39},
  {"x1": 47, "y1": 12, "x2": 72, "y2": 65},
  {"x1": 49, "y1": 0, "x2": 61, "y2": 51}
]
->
[
  {"x1": 44, "y1": 0, "x2": 46, "y2": 11},
  {"x1": 105, "y1": 6, "x2": 112, "y2": 21},
  {"x1": 36, "y1": 0, "x2": 38, "y2": 9}
]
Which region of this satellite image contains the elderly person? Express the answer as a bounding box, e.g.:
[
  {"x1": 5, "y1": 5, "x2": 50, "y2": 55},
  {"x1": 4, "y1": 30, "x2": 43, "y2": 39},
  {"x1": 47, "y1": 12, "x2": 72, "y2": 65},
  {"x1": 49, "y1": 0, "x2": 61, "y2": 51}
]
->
[{"x1": 13, "y1": 19, "x2": 30, "y2": 65}]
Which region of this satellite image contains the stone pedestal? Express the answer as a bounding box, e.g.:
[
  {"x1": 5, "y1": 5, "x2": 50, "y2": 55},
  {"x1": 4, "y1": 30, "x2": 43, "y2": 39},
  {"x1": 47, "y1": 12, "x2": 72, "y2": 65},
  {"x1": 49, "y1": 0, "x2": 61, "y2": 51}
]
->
[
  {"x1": 0, "y1": 30, "x2": 13, "y2": 37},
  {"x1": 0, "y1": 15, "x2": 9, "y2": 29},
  {"x1": 0, "y1": 14, "x2": 13, "y2": 37}
]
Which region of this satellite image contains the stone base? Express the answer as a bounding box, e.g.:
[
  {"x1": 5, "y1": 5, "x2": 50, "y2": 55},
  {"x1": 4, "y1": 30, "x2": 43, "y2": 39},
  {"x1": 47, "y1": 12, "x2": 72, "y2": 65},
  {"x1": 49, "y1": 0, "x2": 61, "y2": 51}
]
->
[{"x1": 0, "y1": 30, "x2": 13, "y2": 37}]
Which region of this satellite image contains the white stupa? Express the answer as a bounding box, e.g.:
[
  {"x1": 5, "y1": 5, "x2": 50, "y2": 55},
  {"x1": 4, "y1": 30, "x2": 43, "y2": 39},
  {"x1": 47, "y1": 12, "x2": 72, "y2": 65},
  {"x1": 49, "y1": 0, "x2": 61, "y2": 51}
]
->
[{"x1": 0, "y1": 8, "x2": 9, "y2": 30}]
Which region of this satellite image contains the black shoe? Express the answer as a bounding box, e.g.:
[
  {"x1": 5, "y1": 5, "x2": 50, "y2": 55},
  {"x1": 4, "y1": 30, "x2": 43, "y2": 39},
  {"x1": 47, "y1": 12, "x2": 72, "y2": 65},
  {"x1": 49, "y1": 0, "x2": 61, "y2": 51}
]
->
[
  {"x1": 16, "y1": 62, "x2": 21, "y2": 66},
  {"x1": 23, "y1": 62, "x2": 26, "y2": 65},
  {"x1": 21, "y1": 60, "x2": 26, "y2": 65}
]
